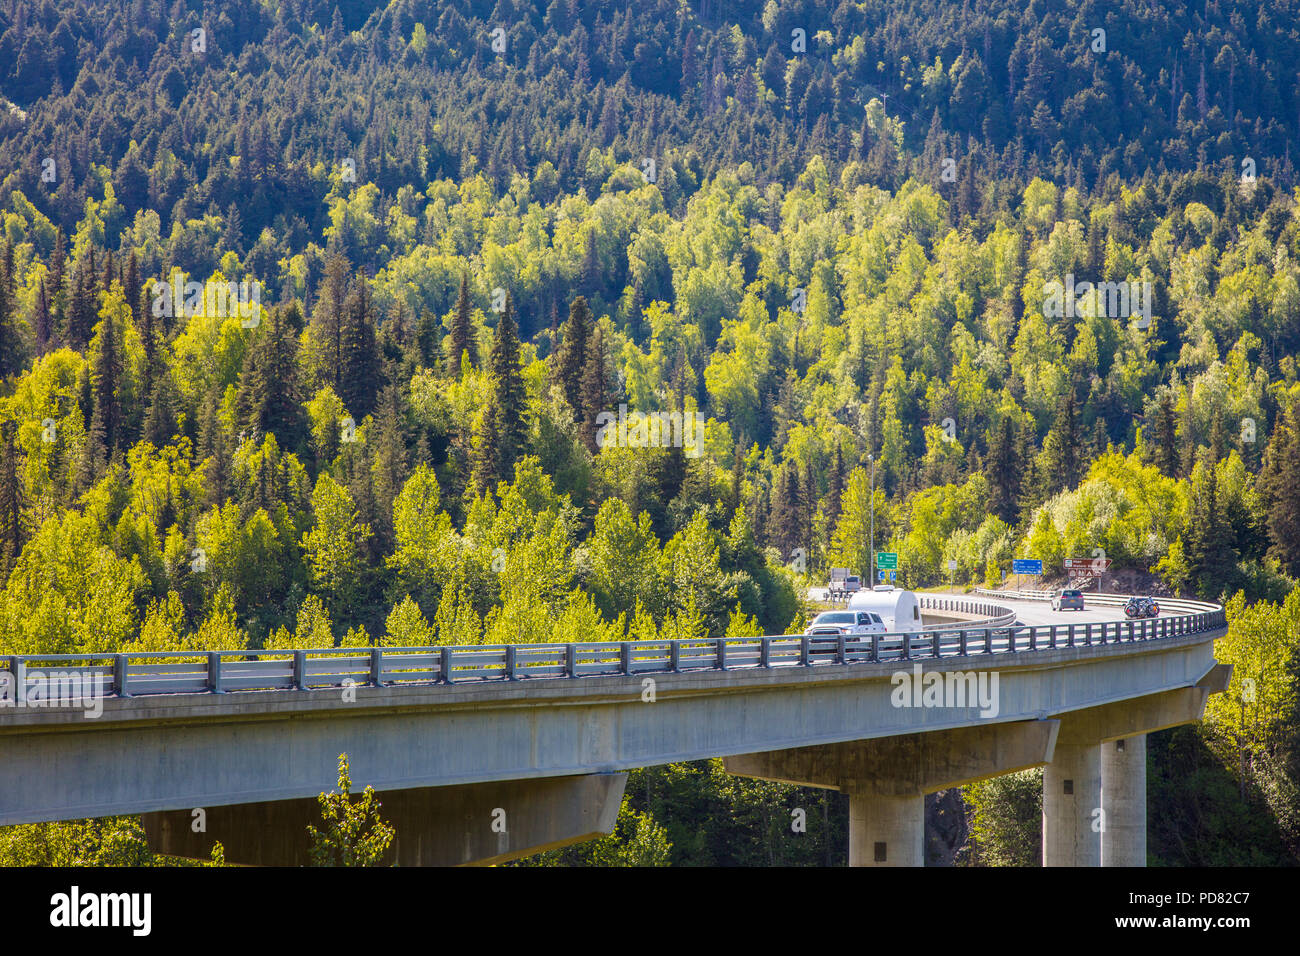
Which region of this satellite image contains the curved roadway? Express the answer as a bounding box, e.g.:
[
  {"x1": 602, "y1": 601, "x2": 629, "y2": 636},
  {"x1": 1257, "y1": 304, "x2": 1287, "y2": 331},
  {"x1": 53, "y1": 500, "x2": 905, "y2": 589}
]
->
[{"x1": 931, "y1": 591, "x2": 1183, "y2": 628}]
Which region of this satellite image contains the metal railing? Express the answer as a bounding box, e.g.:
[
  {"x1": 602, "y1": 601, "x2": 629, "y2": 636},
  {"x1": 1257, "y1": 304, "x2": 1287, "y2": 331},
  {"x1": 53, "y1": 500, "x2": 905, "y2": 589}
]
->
[
  {"x1": 0, "y1": 598, "x2": 1226, "y2": 703},
  {"x1": 916, "y1": 594, "x2": 1017, "y2": 629},
  {"x1": 973, "y1": 588, "x2": 1212, "y2": 616}
]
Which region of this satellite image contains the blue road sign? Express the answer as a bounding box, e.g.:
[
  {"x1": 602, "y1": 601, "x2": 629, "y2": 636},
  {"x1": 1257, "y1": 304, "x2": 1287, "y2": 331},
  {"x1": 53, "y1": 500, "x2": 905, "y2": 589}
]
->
[
  {"x1": 878, "y1": 570, "x2": 887, "y2": 581},
  {"x1": 1012, "y1": 559, "x2": 1043, "y2": 575},
  {"x1": 889, "y1": 570, "x2": 896, "y2": 580}
]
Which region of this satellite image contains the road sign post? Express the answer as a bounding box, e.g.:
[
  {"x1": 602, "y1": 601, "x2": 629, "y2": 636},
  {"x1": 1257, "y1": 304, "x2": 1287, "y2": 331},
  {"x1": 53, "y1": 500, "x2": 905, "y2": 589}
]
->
[{"x1": 1012, "y1": 559, "x2": 1042, "y2": 593}]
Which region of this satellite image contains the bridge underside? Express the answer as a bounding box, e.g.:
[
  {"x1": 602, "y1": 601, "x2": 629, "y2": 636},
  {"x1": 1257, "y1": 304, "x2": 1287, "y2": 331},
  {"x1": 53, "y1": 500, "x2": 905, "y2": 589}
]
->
[
  {"x1": 725, "y1": 664, "x2": 1231, "y2": 866},
  {"x1": 143, "y1": 773, "x2": 627, "y2": 867}
]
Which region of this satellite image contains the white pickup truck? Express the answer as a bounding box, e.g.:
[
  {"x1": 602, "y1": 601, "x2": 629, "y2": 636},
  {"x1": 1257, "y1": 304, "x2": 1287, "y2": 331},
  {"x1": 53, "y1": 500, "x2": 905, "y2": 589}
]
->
[{"x1": 804, "y1": 610, "x2": 887, "y2": 636}]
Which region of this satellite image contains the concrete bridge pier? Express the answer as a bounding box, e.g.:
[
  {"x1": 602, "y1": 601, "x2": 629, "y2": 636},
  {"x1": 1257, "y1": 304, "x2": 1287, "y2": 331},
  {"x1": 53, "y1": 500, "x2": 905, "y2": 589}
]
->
[
  {"x1": 1043, "y1": 665, "x2": 1231, "y2": 867},
  {"x1": 1101, "y1": 735, "x2": 1147, "y2": 867},
  {"x1": 848, "y1": 792, "x2": 924, "y2": 866},
  {"x1": 1041, "y1": 742, "x2": 1102, "y2": 867},
  {"x1": 724, "y1": 718, "x2": 1060, "y2": 867}
]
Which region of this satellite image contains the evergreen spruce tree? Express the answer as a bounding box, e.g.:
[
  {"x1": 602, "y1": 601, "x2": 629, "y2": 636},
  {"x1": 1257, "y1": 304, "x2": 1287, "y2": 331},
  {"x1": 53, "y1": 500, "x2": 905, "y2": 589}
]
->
[
  {"x1": 986, "y1": 416, "x2": 1021, "y2": 524},
  {"x1": 142, "y1": 371, "x2": 178, "y2": 448},
  {"x1": 1259, "y1": 402, "x2": 1300, "y2": 576},
  {"x1": 487, "y1": 294, "x2": 527, "y2": 478},
  {"x1": 1015, "y1": 420, "x2": 1043, "y2": 516},
  {"x1": 33, "y1": 279, "x2": 52, "y2": 354},
  {"x1": 580, "y1": 322, "x2": 611, "y2": 452},
  {"x1": 370, "y1": 382, "x2": 409, "y2": 552},
  {"x1": 49, "y1": 228, "x2": 67, "y2": 338},
  {"x1": 67, "y1": 258, "x2": 96, "y2": 350},
  {"x1": 826, "y1": 441, "x2": 845, "y2": 526},
  {"x1": 445, "y1": 273, "x2": 477, "y2": 375},
  {"x1": 730, "y1": 440, "x2": 746, "y2": 516},
  {"x1": 338, "y1": 270, "x2": 381, "y2": 420},
  {"x1": 1208, "y1": 411, "x2": 1227, "y2": 465},
  {"x1": 199, "y1": 391, "x2": 231, "y2": 511},
  {"x1": 770, "y1": 462, "x2": 805, "y2": 560},
  {"x1": 0, "y1": 241, "x2": 20, "y2": 377},
  {"x1": 90, "y1": 297, "x2": 124, "y2": 458},
  {"x1": 317, "y1": 253, "x2": 351, "y2": 386},
  {"x1": 239, "y1": 306, "x2": 306, "y2": 452},
  {"x1": 581, "y1": 229, "x2": 601, "y2": 302},
  {"x1": 416, "y1": 307, "x2": 440, "y2": 369},
  {"x1": 469, "y1": 405, "x2": 501, "y2": 496},
  {"x1": 1178, "y1": 387, "x2": 1197, "y2": 478},
  {"x1": 0, "y1": 432, "x2": 26, "y2": 579},
  {"x1": 1154, "y1": 392, "x2": 1179, "y2": 477},
  {"x1": 1041, "y1": 389, "x2": 1080, "y2": 494},
  {"x1": 1184, "y1": 460, "x2": 1238, "y2": 596},
  {"x1": 557, "y1": 295, "x2": 592, "y2": 415}
]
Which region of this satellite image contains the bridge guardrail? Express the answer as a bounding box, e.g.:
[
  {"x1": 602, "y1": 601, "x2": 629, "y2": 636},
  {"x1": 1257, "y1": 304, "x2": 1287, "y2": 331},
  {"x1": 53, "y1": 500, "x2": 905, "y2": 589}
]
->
[
  {"x1": 0, "y1": 598, "x2": 1227, "y2": 702},
  {"x1": 972, "y1": 588, "x2": 1215, "y2": 616},
  {"x1": 916, "y1": 594, "x2": 1017, "y2": 629}
]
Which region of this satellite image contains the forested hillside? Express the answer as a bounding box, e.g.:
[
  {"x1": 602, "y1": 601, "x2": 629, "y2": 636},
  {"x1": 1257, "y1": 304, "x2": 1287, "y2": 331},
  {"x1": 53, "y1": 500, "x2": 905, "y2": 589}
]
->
[{"x1": 0, "y1": 0, "x2": 1297, "y2": 866}]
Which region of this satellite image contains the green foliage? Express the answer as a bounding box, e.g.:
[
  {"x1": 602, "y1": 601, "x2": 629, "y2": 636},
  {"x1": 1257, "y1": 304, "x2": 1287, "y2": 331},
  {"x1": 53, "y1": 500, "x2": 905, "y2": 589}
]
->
[
  {"x1": 961, "y1": 770, "x2": 1043, "y2": 867},
  {"x1": 0, "y1": 817, "x2": 154, "y2": 867},
  {"x1": 306, "y1": 754, "x2": 396, "y2": 867}
]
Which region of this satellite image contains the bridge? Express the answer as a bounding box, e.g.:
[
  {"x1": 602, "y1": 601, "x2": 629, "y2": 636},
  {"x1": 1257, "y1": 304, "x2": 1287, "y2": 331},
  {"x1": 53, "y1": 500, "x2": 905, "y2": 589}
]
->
[{"x1": 0, "y1": 591, "x2": 1229, "y2": 866}]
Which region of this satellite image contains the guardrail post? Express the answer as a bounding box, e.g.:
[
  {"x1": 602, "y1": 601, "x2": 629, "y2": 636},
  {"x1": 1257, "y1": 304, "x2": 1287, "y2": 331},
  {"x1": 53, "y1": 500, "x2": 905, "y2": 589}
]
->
[
  {"x1": 1085, "y1": 623, "x2": 1092, "y2": 646},
  {"x1": 984, "y1": 629, "x2": 992, "y2": 654},
  {"x1": 959, "y1": 629, "x2": 967, "y2": 656},
  {"x1": 114, "y1": 654, "x2": 130, "y2": 698},
  {"x1": 293, "y1": 651, "x2": 306, "y2": 690},
  {"x1": 620, "y1": 642, "x2": 632, "y2": 675},
  {"x1": 1050, "y1": 625, "x2": 1057, "y2": 648},
  {"x1": 505, "y1": 645, "x2": 519, "y2": 681},
  {"x1": 800, "y1": 635, "x2": 810, "y2": 667},
  {"x1": 717, "y1": 638, "x2": 727, "y2": 671},
  {"x1": 371, "y1": 647, "x2": 385, "y2": 686},
  {"x1": 566, "y1": 643, "x2": 578, "y2": 678},
  {"x1": 1029, "y1": 627, "x2": 1037, "y2": 651},
  {"x1": 207, "y1": 652, "x2": 224, "y2": 693},
  {"x1": 901, "y1": 633, "x2": 910, "y2": 660},
  {"x1": 669, "y1": 641, "x2": 680, "y2": 673},
  {"x1": 1127, "y1": 621, "x2": 1134, "y2": 642},
  {"x1": 760, "y1": 637, "x2": 771, "y2": 668},
  {"x1": 932, "y1": 631, "x2": 941, "y2": 658},
  {"x1": 441, "y1": 646, "x2": 454, "y2": 684},
  {"x1": 837, "y1": 634, "x2": 846, "y2": 664},
  {"x1": 1009, "y1": 628, "x2": 1016, "y2": 652},
  {"x1": 1068, "y1": 625, "x2": 1075, "y2": 647}
]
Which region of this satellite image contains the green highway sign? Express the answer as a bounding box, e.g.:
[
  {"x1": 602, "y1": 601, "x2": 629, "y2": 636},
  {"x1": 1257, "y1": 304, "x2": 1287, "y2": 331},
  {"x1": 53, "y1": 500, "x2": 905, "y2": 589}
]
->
[{"x1": 876, "y1": 552, "x2": 898, "y2": 570}]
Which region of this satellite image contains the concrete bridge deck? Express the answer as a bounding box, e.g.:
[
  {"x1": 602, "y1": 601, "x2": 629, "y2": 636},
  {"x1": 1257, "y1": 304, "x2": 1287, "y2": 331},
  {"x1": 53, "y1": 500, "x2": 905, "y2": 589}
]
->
[{"x1": 0, "y1": 591, "x2": 1230, "y2": 866}]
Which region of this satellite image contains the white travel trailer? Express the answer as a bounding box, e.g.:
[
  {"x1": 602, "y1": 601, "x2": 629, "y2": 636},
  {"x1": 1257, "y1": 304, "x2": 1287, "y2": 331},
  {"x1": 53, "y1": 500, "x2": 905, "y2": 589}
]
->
[{"x1": 847, "y1": 585, "x2": 922, "y2": 632}]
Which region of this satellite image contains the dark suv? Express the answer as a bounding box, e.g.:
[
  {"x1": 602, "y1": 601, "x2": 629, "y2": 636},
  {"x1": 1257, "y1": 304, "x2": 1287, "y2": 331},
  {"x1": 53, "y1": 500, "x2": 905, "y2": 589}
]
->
[{"x1": 1051, "y1": 589, "x2": 1084, "y2": 611}]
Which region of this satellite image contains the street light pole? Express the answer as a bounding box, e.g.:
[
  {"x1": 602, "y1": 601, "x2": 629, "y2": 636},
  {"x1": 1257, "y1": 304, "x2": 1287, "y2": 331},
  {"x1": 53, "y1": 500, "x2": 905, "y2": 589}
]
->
[{"x1": 868, "y1": 454, "x2": 875, "y2": 587}]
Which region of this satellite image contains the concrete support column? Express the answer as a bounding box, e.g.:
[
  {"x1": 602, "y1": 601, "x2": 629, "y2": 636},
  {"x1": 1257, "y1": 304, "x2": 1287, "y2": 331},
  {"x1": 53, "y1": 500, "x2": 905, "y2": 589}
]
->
[
  {"x1": 1101, "y1": 735, "x2": 1147, "y2": 867},
  {"x1": 848, "y1": 792, "x2": 924, "y2": 866},
  {"x1": 1042, "y1": 742, "x2": 1101, "y2": 866}
]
